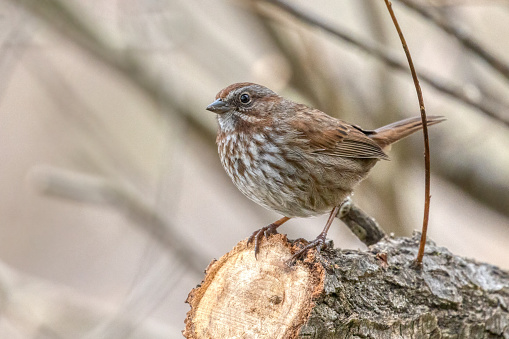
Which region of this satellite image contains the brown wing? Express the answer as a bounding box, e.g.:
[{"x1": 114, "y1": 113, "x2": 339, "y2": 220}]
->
[{"x1": 288, "y1": 105, "x2": 389, "y2": 160}]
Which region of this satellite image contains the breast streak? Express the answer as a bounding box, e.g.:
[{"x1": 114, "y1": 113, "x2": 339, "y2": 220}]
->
[{"x1": 219, "y1": 133, "x2": 352, "y2": 217}]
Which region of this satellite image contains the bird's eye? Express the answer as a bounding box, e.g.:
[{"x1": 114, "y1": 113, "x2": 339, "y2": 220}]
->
[{"x1": 239, "y1": 93, "x2": 251, "y2": 104}]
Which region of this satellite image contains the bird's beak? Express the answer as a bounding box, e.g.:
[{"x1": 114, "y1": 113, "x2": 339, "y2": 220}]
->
[{"x1": 206, "y1": 99, "x2": 231, "y2": 114}]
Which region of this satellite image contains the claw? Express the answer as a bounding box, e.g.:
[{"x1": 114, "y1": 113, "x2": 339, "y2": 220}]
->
[
  {"x1": 288, "y1": 235, "x2": 327, "y2": 263},
  {"x1": 293, "y1": 238, "x2": 309, "y2": 246},
  {"x1": 247, "y1": 223, "x2": 280, "y2": 258},
  {"x1": 287, "y1": 205, "x2": 341, "y2": 265},
  {"x1": 247, "y1": 216, "x2": 291, "y2": 259}
]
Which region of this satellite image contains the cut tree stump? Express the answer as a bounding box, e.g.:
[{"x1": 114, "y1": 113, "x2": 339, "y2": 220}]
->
[{"x1": 184, "y1": 233, "x2": 509, "y2": 338}]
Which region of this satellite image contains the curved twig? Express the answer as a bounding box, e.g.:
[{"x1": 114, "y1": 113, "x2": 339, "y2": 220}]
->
[{"x1": 382, "y1": 0, "x2": 429, "y2": 265}]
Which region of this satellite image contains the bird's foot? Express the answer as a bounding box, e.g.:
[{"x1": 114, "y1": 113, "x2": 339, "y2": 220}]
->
[
  {"x1": 292, "y1": 238, "x2": 309, "y2": 246},
  {"x1": 247, "y1": 223, "x2": 280, "y2": 259},
  {"x1": 288, "y1": 234, "x2": 328, "y2": 264}
]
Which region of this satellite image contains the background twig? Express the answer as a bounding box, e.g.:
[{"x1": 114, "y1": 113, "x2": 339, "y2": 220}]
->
[
  {"x1": 255, "y1": 0, "x2": 509, "y2": 127},
  {"x1": 398, "y1": 0, "x2": 509, "y2": 83},
  {"x1": 31, "y1": 166, "x2": 207, "y2": 275}
]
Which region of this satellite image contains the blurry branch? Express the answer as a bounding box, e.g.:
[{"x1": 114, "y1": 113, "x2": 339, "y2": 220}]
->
[
  {"x1": 30, "y1": 166, "x2": 208, "y2": 276},
  {"x1": 434, "y1": 0, "x2": 509, "y2": 4},
  {"x1": 11, "y1": 0, "x2": 216, "y2": 143},
  {"x1": 254, "y1": 15, "x2": 323, "y2": 106},
  {"x1": 0, "y1": 259, "x2": 173, "y2": 339},
  {"x1": 85, "y1": 259, "x2": 187, "y2": 339},
  {"x1": 0, "y1": 6, "x2": 34, "y2": 104},
  {"x1": 242, "y1": 2, "x2": 325, "y2": 107},
  {"x1": 433, "y1": 152, "x2": 509, "y2": 218},
  {"x1": 26, "y1": 52, "x2": 151, "y2": 184},
  {"x1": 401, "y1": 136, "x2": 509, "y2": 219},
  {"x1": 398, "y1": 0, "x2": 509, "y2": 83},
  {"x1": 440, "y1": 168, "x2": 509, "y2": 219},
  {"x1": 246, "y1": 2, "x2": 349, "y2": 117},
  {"x1": 359, "y1": 0, "x2": 394, "y2": 117},
  {"x1": 254, "y1": 0, "x2": 509, "y2": 128}
]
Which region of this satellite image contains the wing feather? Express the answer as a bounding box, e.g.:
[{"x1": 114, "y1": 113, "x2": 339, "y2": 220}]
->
[{"x1": 288, "y1": 105, "x2": 389, "y2": 160}]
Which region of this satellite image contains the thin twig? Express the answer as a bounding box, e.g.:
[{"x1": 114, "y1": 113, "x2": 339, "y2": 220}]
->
[
  {"x1": 383, "y1": 0, "x2": 429, "y2": 266},
  {"x1": 254, "y1": 0, "x2": 509, "y2": 128},
  {"x1": 398, "y1": 0, "x2": 509, "y2": 83}
]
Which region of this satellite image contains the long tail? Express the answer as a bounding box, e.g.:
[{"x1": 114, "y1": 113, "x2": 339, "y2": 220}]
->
[{"x1": 370, "y1": 115, "x2": 446, "y2": 149}]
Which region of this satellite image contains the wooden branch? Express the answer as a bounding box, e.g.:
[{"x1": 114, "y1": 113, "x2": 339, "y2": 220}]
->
[
  {"x1": 184, "y1": 233, "x2": 509, "y2": 338},
  {"x1": 336, "y1": 198, "x2": 386, "y2": 246}
]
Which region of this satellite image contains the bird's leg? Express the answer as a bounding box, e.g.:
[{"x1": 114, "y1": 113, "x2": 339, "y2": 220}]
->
[
  {"x1": 289, "y1": 205, "x2": 341, "y2": 262},
  {"x1": 248, "y1": 216, "x2": 291, "y2": 259}
]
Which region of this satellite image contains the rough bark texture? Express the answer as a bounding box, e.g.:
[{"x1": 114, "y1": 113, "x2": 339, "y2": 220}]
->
[
  {"x1": 184, "y1": 233, "x2": 509, "y2": 338},
  {"x1": 301, "y1": 233, "x2": 509, "y2": 338}
]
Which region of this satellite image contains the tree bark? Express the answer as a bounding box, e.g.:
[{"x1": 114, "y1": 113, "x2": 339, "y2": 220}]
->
[{"x1": 184, "y1": 233, "x2": 509, "y2": 338}]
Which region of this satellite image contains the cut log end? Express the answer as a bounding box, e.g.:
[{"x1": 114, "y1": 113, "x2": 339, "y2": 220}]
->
[{"x1": 184, "y1": 234, "x2": 324, "y2": 339}]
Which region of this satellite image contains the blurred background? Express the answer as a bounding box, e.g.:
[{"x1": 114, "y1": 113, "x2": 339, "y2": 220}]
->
[{"x1": 0, "y1": 0, "x2": 508, "y2": 337}]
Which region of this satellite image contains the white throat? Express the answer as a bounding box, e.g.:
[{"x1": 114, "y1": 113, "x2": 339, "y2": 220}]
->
[{"x1": 217, "y1": 111, "x2": 264, "y2": 133}]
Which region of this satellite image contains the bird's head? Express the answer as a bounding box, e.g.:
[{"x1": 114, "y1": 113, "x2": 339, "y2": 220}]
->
[{"x1": 206, "y1": 82, "x2": 281, "y2": 132}]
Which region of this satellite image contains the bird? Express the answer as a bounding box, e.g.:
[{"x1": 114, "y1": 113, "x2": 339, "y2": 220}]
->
[{"x1": 206, "y1": 82, "x2": 445, "y2": 260}]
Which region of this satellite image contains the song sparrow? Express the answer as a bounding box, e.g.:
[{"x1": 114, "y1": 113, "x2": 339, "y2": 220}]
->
[{"x1": 206, "y1": 82, "x2": 444, "y2": 259}]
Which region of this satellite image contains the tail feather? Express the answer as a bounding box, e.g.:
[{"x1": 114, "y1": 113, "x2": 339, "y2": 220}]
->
[{"x1": 370, "y1": 115, "x2": 446, "y2": 149}]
